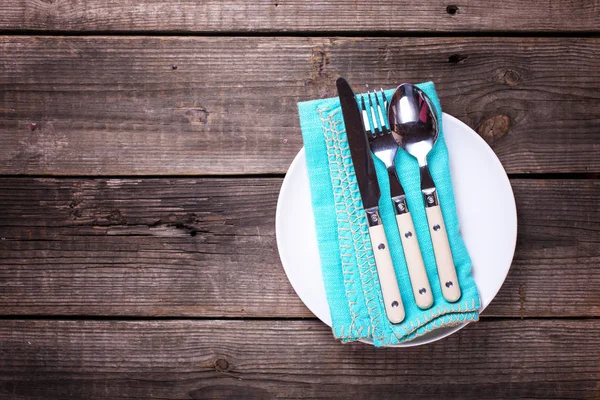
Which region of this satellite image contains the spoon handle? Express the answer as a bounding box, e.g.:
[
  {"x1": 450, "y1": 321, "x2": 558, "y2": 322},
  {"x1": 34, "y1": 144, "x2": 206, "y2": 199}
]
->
[
  {"x1": 425, "y1": 204, "x2": 461, "y2": 302},
  {"x1": 394, "y1": 206, "x2": 434, "y2": 309},
  {"x1": 367, "y1": 222, "x2": 405, "y2": 324}
]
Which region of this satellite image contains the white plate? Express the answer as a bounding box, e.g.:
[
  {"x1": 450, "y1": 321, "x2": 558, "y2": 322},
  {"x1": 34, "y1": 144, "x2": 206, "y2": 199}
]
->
[{"x1": 276, "y1": 113, "x2": 517, "y2": 347}]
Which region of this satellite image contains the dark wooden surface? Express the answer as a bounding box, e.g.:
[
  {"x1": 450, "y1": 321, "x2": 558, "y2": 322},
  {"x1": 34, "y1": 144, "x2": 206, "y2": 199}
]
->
[
  {"x1": 0, "y1": 319, "x2": 599, "y2": 399},
  {"x1": 0, "y1": 178, "x2": 598, "y2": 318},
  {"x1": 1, "y1": 36, "x2": 599, "y2": 175},
  {"x1": 2, "y1": 0, "x2": 599, "y2": 32},
  {"x1": 0, "y1": 1, "x2": 599, "y2": 399}
]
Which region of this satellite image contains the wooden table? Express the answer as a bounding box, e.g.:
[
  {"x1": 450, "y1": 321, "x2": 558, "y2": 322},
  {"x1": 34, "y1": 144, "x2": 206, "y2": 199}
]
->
[{"x1": 1, "y1": 1, "x2": 599, "y2": 399}]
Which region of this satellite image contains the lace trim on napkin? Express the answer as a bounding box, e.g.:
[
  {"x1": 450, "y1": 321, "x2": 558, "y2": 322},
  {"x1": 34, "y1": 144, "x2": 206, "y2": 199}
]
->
[{"x1": 318, "y1": 106, "x2": 387, "y2": 343}]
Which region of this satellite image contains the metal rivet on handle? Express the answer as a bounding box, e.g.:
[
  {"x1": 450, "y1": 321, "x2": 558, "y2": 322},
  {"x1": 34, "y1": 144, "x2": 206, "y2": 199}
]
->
[
  {"x1": 433, "y1": 224, "x2": 441, "y2": 231},
  {"x1": 391, "y1": 301, "x2": 399, "y2": 308},
  {"x1": 378, "y1": 243, "x2": 385, "y2": 250},
  {"x1": 404, "y1": 231, "x2": 412, "y2": 238}
]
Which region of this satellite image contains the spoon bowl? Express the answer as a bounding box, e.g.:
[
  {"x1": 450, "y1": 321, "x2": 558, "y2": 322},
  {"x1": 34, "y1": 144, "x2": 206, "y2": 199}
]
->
[{"x1": 388, "y1": 83, "x2": 439, "y2": 166}]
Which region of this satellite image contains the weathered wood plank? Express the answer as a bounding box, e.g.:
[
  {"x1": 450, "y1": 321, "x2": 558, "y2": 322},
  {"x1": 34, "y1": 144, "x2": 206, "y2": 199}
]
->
[
  {"x1": 1, "y1": 37, "x2": 598, "y2": 175},
  {"x1": 0, "y1": 178, "x2": 597, "y2": 317},
  {"x1": 1, "y1": 0, "x2": 598, "y2": 33},
  {"x1": 0, "y1": 319, "x2": 598, "y2": 399}
]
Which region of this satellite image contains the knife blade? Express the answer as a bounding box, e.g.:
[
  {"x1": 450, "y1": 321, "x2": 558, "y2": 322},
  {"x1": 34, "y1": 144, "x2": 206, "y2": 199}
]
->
[
  {"x1": 336, "y1": 77, "x2": 405, "y2": 324},
  {"x1": 336, "y1": 79, "x2": 380, "y2": 211}
]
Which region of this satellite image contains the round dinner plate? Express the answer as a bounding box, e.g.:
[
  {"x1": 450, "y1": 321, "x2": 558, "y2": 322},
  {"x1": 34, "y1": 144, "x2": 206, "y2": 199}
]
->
[{"x1": 276, "y1": 113, "x2": 517, "y2": 347}]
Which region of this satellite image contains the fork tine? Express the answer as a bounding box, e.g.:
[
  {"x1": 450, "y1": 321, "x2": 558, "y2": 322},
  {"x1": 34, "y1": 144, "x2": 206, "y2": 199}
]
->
[
  {"x1": 360, "y1": 95, "x2": 371, "y2": 134},
  {"x1": 367, "y1": 92, "x2": 380, "y2": 134},
  {"x1": 380, "y1": 89, "x2": 388, "y2": 123},
  {"x1": 380, "y1": 88, "x2": 388, "y2": 112},
  {"x1": 374, "y1": 91, "x2": 386, "y2": 132}
]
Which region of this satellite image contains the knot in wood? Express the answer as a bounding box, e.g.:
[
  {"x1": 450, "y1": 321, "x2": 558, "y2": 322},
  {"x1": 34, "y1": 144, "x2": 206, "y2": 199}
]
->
[
  {"x1": 503, "y1": 69, "x2": 521, "y2": 86},
  {"x1": 477, "y1": 115, "x2": 510, "y2": 145},
  {"x1": 184, "y1": 108, "x2": 209, "y2": 125},
  {"x1": 446, "y1": 5, "x2": 458, "y2": 14},
  {"x1": 28, "y1": 122, "x2": 37, "y2": 132},
  {"x1": 108, "y1": 209, "x2": 125, "y2": 224},
  {"x1": 214, "y1": 358, "x2": 229, "y2": 371},
  {"x1": 448, "y1": 54, "x2": 468, "y2": 64}
]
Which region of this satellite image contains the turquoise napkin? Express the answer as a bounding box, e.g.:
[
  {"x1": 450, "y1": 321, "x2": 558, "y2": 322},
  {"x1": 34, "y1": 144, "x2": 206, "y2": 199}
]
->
[{"x1": 297, "y1": 82, "x2": 481, "y2": 347}]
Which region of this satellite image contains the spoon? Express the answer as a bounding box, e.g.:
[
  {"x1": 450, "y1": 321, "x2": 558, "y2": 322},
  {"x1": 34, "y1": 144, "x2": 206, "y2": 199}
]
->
[{"x1": 387, "y1": 83, "x2": 461, "y2": 302}]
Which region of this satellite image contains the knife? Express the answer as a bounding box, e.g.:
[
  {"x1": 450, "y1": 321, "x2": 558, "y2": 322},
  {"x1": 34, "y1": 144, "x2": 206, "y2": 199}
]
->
[{"x1": 336, "y1": 77, "x2": 405, "y2": 324}]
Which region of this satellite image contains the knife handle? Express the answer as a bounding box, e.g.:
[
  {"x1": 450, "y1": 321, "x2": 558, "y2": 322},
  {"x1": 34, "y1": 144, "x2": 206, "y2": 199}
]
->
[
  {"x1": 368, "y1": 224, "x2": 405, "y2": 324},
  {"x1": 425, "y1": 204, "x2": 461, "y2": 302},
  {"x1": 395, "y1": 211, "x2": 434, "y2": 310}
]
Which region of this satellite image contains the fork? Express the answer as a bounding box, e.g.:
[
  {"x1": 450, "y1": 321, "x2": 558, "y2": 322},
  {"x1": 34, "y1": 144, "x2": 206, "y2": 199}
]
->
[{"x1": 361, "y1": 90, "x2": 434, "y2": 310}]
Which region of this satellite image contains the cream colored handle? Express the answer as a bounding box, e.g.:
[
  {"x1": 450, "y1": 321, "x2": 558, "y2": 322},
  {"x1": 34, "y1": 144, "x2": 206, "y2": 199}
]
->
[
  {"x1": 368, "y1": 224, "x2": 405, "y2": 323},
  {"x1": 426, "y1": 205, "x2": 461, "y2": 302},
  {"x1": 395, "y1": 213, "x2": 433, "y2": 309}
]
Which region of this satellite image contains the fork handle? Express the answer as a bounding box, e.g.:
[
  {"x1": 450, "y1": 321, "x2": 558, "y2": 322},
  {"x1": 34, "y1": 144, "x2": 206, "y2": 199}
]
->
[
  {"x1": 367, "y1": 223, "x2": 405, "y2": 324},
  {"x1": 395, "y1": 211, "x2": 434, "y2": 309}
]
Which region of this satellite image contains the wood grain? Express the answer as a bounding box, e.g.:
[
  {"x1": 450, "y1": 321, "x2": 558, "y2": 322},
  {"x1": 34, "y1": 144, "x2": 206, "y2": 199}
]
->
[
  {"x1": 0, "y1": 319, "x2": 598, "y2": 399},
  {"x1": 1, "y1": 36, "x2": 599, "y2": 175},
  {"x1": 1, "y1": 0, "x2": 598, "y2": 33},
  {"x1": 0, "y1": 178, "x2": 597, "y2": 318}
]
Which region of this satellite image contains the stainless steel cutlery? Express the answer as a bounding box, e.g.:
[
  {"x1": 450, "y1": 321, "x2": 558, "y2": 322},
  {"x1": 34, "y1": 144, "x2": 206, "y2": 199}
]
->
[
  {"x1": 336, "y1": 78, "x2": 461, "y2": 323},
  {"x1": 337, "y1": 78, "x2": 406, "y2": 324},
  {"x1": 361, "y1": 91, "x2": 434, "y2": 310}
]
